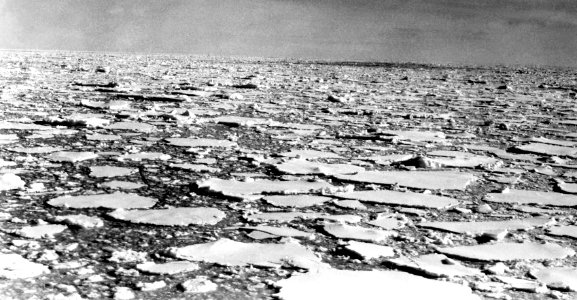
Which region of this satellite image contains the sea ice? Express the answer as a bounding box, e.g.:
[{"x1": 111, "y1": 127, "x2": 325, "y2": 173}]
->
[
  {"x1": 437, "y1": 242, "x2": 575, "y2": 261},
  {"x1": 336, "y1": 190, "x2": 460, "y2": 209},
  {"x1": 169, "y1": 238, "x2": 321, "y2": 269},
  {"x1": 274, "y1": 268, "x2": 479, "y2": 300},
  {"x1": 334, "y1": 171, "x2": 476, "y2": 190},
  {"x1": 323, "y1": 224, "x2": 397, "y2": 242},
  {"x1": 89, "y1": 166, "x2": 137, "y2": 178},
  {"x1": 109, "y1": 207, "x2": 226, "y2": 226},
  {"x1": 0, "y1": 253, "x2": 50, "y2": 279},
  {"x1": 486, "y1": 189, "x2": 577, "y2": 207},
  {"x1": 48, "y1": 192, "x2": 157, "y2": 209}
]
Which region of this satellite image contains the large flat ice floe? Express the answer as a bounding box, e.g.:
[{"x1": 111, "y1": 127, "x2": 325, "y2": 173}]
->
[
  {"x1": 323, "y1": 224, "x2": 397, "y2": 242},
  {"x1": 48, "y1": 192, "x2": 157, "y2": 209},
  {"x1": 274, "y1": 159, "x2": 365, "y2": 175},
  {"x1": 105, "y1": 121, "x2": 157, "y2": 133},
  {"x1": 343, "y1": 241, "x2": 395, "y2": 259},
  {"x1": 169, "y1": 238, "x2": 322, "y2": 269},
  {"x1": 279, "y1": 149, "x2": 342, "y2": 159},
  {"x1": 386, "y1": 254, "x2": 482, "y2": 278},
  {"x1": 212, "y1": 116, "x2": 269, "y2": 127},
  {"x1": 166, "y1": 137, "x2": 237, "y2": 148},
  {"x1": 8, "y1": 146, "x2": 65, "y2": 153},
  {"x1": 263, "y1": 195, "x2": 332, "y2": 208},
  {"x1": 46, "y1": 151, "x2": 98, "y2": 162},
  {"x1": 379, "y1": 130, "x2": 447, "y2": 143},
  {"x1": 336, "y1": 189, "x2": 460, "y2": 209},
  {"x1": 169, "y1": 163, "x2": 221, "y2": 173},
  {"x1": 419, "y1": 217, "x2": 554, "y2": 234},
  {"x1": 195, "y1": 178, "x2": 336, "y2": 201},
  {"x1": 17, "y1": 224, "x2": 67, "y2": 239},
  {"x1": 426, "y1": 151, "x2": 501, "y2": 168},
  {"x1": 0, "y1": 253, "x2": 50, "y2": 279},
  {"x1": 245, "y1": 212, "x2": 362, "y2": 223},
  {"x1": 515, "y1": 143, "x2": 577, "y2": 157},
  {"x1": 274, "y1": 268, "x2": 480, "y2": 300},
  {"x1": 547, "y1": 225, "x2": 577, "y2": 239},
  {"x1": 89, "y1": 166, "x2": 137, "y2": 178},
  {"x1": 557, "y1": 182, "x2": 577, "y2": 194},
  {"x1": 100, "y1": 180, "x2": 146, "y2": 190},
  {"x1": 437, "y1": 242, "x2": 575, "y2": 261},
  {"x1": 240, "y1": 225, "x2": 314, "y2": 238},
  {"x1": 136, "y1": 261, "x2": 199, "y2": 275},
  {"x1": 486, "y1": 189, "x2": 577, "y2": 207},
  {"x1": 117, "y1": 152, "x2": 171, "y2": 161},
  {"x1": 334, "y1": 171, "x2": 476, "y2": 190},
  {"x1": 108, "y1": 207, "x2": 226, "y2": 226},
  {"x1": 531, "y1": 267, "x2": 577, "y2": 291}
]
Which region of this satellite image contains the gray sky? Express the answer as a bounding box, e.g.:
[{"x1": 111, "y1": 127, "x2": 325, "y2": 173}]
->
[{"x1": 1, "y1": 0, "x2": 576, "y2": 67}]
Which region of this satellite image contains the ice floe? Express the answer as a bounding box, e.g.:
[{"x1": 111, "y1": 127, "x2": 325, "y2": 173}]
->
[
  {"x1": 100, "y1": 181, "x2": 146, "y2": 190},
  {"x1": 166, "y1": 137, "x2": 237, "y2": 148},
  {"x1": 380, "y1": 130, "x2": 447, "y2": 143},
  {"x1": 426, "y1": 151, "x2": 501, "y2": 168},
  {"x1": 419, "y1": 217, "x2": 553, "y2": 235},
  {"x1": 136, "y1": 261, "x2": 199, "y2": 275},
  {"x1": 515, "y1": 143, "x2": 577, "y2": 157},
  {"x1": 8, "y1": 146, "x2": 65, "y2": 153},
  {"x1": 387, "y1": 254, "x2": 482, "y2": 278},
  {"x1": 47, "y1": 151, "x2": 98, "y2": 162},
  {"x1": 274, "y1": 159, "x2": 364, "y2": 175},
  {"x1": 336, "y1": 190, "x2": 460, "y2": 209},
  {"x1": 108, "y1": 207, "x2": 226, "y2": 226},
  {"x1": 17, "y1": 224, "x2": 67, "y2": 239},
  {"x1": 53, "y1": 214, "x2": 104, "y2": 228},
  {"x1": 169, "y1": 238, "x2": 321, "y2": 269},
  {"x1": 486, "y1": 189, "x2": 577, "y2": 207},
  {"x1": 245, "y1": 212, "x2": 362, "y2": 223},
  {"x1": 334, "y1": 171, "x2": 476, "y2": 190},
  {"x1": 343, "y1": 241, "x2": 395, "y2": 260},
  {"x1": 263, "y1": 195, "x2": 332, "y2": 208},
  {"x1": 323, "y1": 224, "x2": 397, "y2": 242},
  {"x1": 0, "y1": 173, "x2": 25, "y2": 190},
  {"x1": 179, "y1": 277, "x2": 218, "y2": 293},
  {"x1": 48, "y1": 192, "x2": 157, "y2": 209},
  {"x1": 437, "y1": 242, "x2": 575, "y2": 261},
  {"x1": 240, "y1": 225, "x2": 314, "y2": 238},
  {"x1": 531, "y1": 267, "x2": 577, "y2": 291},
  {"x1": 274, "y1": 268, "x2": 479, "y2": 300},
  {"x1": 0, "y1": 253, "x2": 50, "y2": 279},
  {"x1": 106, "y1": 121, "x2": 157, "y2": 133},
  {"x1": 169, "y1": 163, "x2": 220, "y2": 173},
  {"x1": 547, "y1": 225, "x2": 577, "y2": 239},
  {"x1": 89, "y1": 166, "x2": 137, "y2": 178},
  {"x1": 196, "y1": 177, "x2": 335, "y2": 201},
  {"x1": 117, "y1": 152, "x2": 171, "y2": 161},
  {"x1": 279, "y1": 149, "x2": 342, "y2": 159}
]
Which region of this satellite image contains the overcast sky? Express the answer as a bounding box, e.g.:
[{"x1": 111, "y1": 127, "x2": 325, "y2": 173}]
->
[{"x1": 0, "y1": 0, "x2": 576, "y2": 67}]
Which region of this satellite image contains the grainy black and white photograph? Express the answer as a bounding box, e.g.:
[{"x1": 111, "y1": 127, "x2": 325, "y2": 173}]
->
[{"x1": 0, "y1": 1, "x2": 576, "y2": 299}]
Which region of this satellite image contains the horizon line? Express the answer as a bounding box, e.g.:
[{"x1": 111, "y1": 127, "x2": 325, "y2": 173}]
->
[{"x1": 0, "y1": 48, "x2": 573, "y2": 71}]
